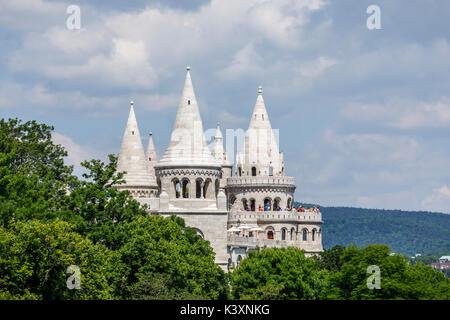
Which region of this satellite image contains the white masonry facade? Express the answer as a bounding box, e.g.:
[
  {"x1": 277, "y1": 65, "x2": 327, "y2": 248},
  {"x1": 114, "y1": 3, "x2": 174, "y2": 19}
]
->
[{"x1": 114, "y1": 67, "x2": 323, "y2": 271}]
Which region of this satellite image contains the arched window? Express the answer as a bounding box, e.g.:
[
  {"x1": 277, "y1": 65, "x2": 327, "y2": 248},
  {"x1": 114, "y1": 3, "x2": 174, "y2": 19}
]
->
[
  {"x1": 251, "y1": 167, "x2": 257, "y2": 176},
  {"x1": 287, "y1": 197, "x2": 292, "y2": 209},
  {"x1": 250, "y1": 199, "x2": 255, "y2": 211},
  {"x1": 302, "y1": 228, "x2": 308, "y2": 241},
  {"x1": 290, "y1": 228, "x2": 296, "y2": 240},
  {"x1": 267, "y1": 230, "x2": 274, "y2": 240},
  {"x1": 269, "y1": 167, "x2": 273, "y2": 176},
  {"x1": 312, "y1": 229, "x2": 316, "y2": 241},
  {"x1": 187, "y1": 100, "x2": 190, "y2": 105},
  {"x1": 281, "y1": 228, "x2": 286, "y2": 240},
  {"x1": 196, "y1": 179, "x2": 202, "y2": 198},
  {"x1": 238, "y1": 167, "x2": 242, "y2": 176},
  {"x1": 237, "y1": 255, "x2": 242, "y2": 266},
  {"x1": 182, "y1": 180, "x2": 190, "y2": 198},
  {"x1": 174, "y1": 179, "x2": 181, "y2": 198}
]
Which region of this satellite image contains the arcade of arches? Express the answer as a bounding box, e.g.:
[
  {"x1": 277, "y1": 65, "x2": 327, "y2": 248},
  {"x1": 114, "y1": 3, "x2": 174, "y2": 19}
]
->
[
  {"x1": 231, "y1": 195, "x2": 293, "y2": 211},
  {"x1": 263, "y1": 227, "x2": 320, "y2": 241},
  {"x1": 172, "y1": 177, "x2": 218, "y2": 199}
]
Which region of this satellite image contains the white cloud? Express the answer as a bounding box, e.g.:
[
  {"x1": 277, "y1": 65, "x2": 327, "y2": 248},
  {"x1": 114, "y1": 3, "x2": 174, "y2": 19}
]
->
[
  {"x1": 341, "y1": 97, "x2": 450, "y2": 130},
  {"x1": 19, "y1": 38, "x2": 157, "y2": 89},
  {"x1": 0, "y1": 0, "x2": 66, "y2": 30},
  {"x1": 422, "y1": 185, "x2": 450, "y2": 213},
  {"x1": 52, "y1": 132, "x2": 103, "y2": 176},
  {"x1": 297, "y1": 56, "x2": 338, "y2": 77},
  {"x1": 217, "y1": 43, "x2": 264, "y2": 80},
  {"x1": 247, "y1": 0, "x2": 324, "y2": 48},
  {"x1": 0, "y1": 81, "x2": 177, "y2": 115},
  {"x1": 6, "y1": 0, "x2": 327, "y2": 91}
]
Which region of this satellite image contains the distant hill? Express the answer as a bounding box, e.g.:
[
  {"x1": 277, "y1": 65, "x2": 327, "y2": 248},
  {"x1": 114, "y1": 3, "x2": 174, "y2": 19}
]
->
[{"x1": 294, "y1": 202, "x2": 450, "y2": 256}]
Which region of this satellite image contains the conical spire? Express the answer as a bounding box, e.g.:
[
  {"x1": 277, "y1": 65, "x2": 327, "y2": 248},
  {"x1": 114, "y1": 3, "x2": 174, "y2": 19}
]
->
[
  {"x1": 249, "y1": 86, "x2": 272, "y2": 130},
  {"x1": 116, "y1": 101, "x2": 157, "y2": 187},
  {"x1": 237, "y1": 86, "x2": 283, "y2": 176},
  {"x1": 212, "y1": 122, "x2": 231, "y2": 165},
  {"x1": 146, "y1": 132, "x2": 158, "y2": 175},
  {"x1": 157, "y1": 67, "x2": 219, "y2": 167}
]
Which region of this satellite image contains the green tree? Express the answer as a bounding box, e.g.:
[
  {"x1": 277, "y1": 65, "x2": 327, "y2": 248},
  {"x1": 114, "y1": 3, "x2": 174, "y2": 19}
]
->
[
  {"x1": 409, "y1": 254, "x2": 439, "y2": 265},
  {"x1": 0, "y1": 118, "x2": 75, "y2": 227},
  {"x1": 126, "y1": 272, "x2": 201, "y2": 300},
  {"x1": 63, "y1": 155, "x2": 148, "y2": 250},
  {"x1": 230, "y1": 247, "x2": 329, "y2": 300},
  {"x1": 327, "y1": 244, "x2": 450, "y2": 300},
  {"x1": 314, "y1": 245, "x2": 345, "y2": 272},
  {"x1": 0, "y1": 219, "x2": 114, "y2": 299}
]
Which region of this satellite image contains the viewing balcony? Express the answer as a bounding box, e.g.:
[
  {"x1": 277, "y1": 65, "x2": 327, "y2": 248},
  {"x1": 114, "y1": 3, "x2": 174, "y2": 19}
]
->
[
  {"x1": 227, "y1": 234, "x2": 296, "y2": 249},
  {"x1": 228, "y1": 210, "x2": 322, "y2": 223},
  {"x1": 226, "y1": 176, "x2": 295, "y2": 187}
]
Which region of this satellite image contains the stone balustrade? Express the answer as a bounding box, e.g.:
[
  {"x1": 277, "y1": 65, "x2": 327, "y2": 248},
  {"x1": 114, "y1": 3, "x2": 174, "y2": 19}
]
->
[
  {"x1": 226, "y1": 176, "x2": 295, "y2": 186},
  {"x1": 228, "y1": 210, "x2": 322, "y2": 223},
  {"x1": 227, "y1": 235, "x2": 297, "y2": 248}
]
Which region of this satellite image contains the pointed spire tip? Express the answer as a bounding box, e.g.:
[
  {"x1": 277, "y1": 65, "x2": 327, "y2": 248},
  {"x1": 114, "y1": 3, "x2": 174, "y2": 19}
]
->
[
  {"x1": 258, "y1": 86, "x2": 262, "y2": 94},
  {"x1": 186, "y1": 66, "x2": 191, "y2": 71}
]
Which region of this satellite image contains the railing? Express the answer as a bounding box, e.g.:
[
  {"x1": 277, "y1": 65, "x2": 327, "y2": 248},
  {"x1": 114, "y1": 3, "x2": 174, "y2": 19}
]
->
[
  {"x1": 228, "y1": 210, "x2": 322, "y2": 222},
  {"x1": 226, "y1": 176, "x2": 295, "y2": 186},
  {"x1": 227, "y1": 235, "x2": 296, "y2": 248}
]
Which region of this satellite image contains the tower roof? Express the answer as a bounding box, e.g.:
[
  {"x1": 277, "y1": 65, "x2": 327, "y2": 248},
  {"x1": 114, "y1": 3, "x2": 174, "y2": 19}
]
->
[
  {"x1": 157, "y1": 67, "x2": 219, "y2": 167},
  {"x1": 237, "y1": 86, "x2": 282, "y2": 175},
  {"x1": 145, "y1": 132, "x2": 157, "y2": 173},
  {"x1": 213, "y1": 122, "x2": 232, "y2": 166},
  {"x1": 116, "y1": 101, "x2": 157, "y2": 187},
  {"x1": 249, "y1": 86, "x2": 273, "y2": 131}
]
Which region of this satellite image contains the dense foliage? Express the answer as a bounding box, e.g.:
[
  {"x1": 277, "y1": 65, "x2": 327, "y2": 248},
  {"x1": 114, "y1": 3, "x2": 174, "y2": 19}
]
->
[
  {"x1": 295, "y1": 202, "x2": 450, "y2": 257},
  {"x1": 230, "y1": 248, "x2": 328, "y2": 299},
  {"x1": 231, "y1": 245, "x2": 450, "y2": 300}
]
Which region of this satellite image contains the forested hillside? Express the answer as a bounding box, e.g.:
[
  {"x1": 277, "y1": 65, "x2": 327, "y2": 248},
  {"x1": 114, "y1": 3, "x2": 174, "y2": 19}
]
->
[{"x1": 296, "y1": 202, "x2": 450, "y2": 256}]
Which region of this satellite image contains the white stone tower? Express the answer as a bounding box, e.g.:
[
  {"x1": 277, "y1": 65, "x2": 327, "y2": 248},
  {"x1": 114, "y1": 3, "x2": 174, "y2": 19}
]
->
[
  {"x1": 114, "y1": 101, "x2": 159, "y2": 210},
  {"x1": 155, "y1": 67, "x2": 228, "y2": 269},
  {"x1": 226, "y1": 86, "x2": 323, "y2": 267}
]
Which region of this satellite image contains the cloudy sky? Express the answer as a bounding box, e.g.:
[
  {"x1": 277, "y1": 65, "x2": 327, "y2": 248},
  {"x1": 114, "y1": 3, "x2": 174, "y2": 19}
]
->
[{"x1": 1, "y1": 0, "x2": 449, "y2": 213}]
